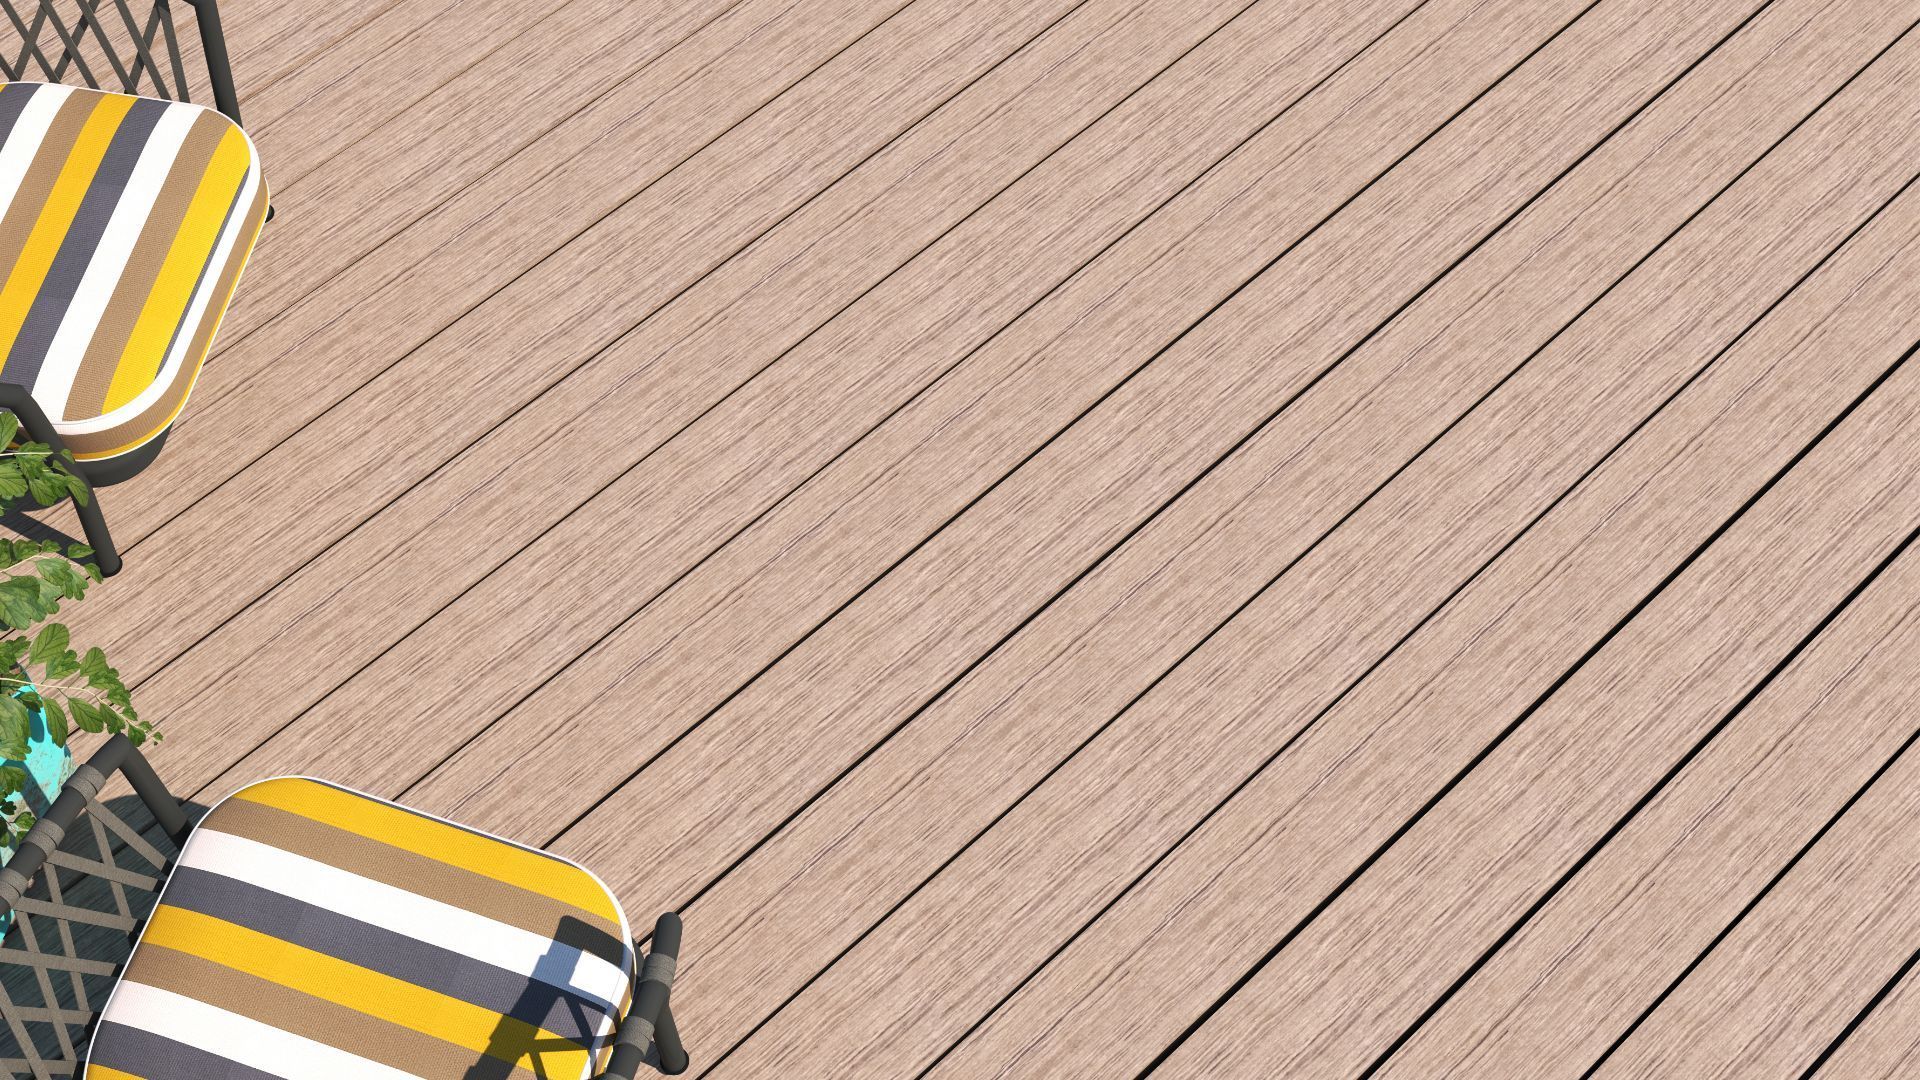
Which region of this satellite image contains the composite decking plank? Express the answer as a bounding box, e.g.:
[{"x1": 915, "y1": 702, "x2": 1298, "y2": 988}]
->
[
  {"x1": 19, "y1": 3, "x2": 1914, "y2": 1075},
  {"x1": 151, "y1": 0, "x2": 1340, "y2": 797},
  {"x1": 1135, "y1": 234, "x2": 1920, "y2": 1080},
  {"x1": 212, "y1": 0, "x2": 742, "y2": 348},
  {"x1": 1584, "y1": 696, "x2": 1920, "y2": 1079},
  {"x1": 158, "y1": 0, "x2": 1504, "y2": 803},
  {"x1": 185, "y1": 0, "x2": 401, "y2": 104},
  {"x1": 238, "y1": 0, "x2": 597, "y2": 184},
  {"x1": 1369, "y1": 449, "x2": 1920, "y2": 1079},
  {"x1": 87, "y1": 0, "x2": 913, "y2": 549},
  {"x1": 1806, "y1": 963, "x2": 1920, "y2": 1078},
  {"x1": 206, "y1": 0, "x2": 696, "y2": 365},
  {"x1": 403, "y1": 0, "x2": 1692, "y2": 845},
  {"x1": 69, "y1": 0, "x2": 1080, "y2": 690},
  {"x1": 698, "y1": 37, "x2": 1920, "y2": 1075},
  {"x1": 620, "y1": 0, "x2": 1898, "y2": 1053}
]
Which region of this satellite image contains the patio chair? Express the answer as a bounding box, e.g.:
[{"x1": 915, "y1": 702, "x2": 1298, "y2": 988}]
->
[
  {"x1": 0, "y1": 735, "x2": 691, "y2": 1078},
  {"x1": 0, "y1": 0, "x2": 272, "y2": 577}
]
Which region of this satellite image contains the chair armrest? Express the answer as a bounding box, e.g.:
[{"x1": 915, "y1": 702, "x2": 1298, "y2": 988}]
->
[{"x1": 597, "y1": 912, "x2": 689, "y2": 1077}]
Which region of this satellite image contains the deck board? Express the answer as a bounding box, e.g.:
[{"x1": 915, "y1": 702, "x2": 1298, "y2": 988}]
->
[
  {"x1": 427, "y1": 0, "x2": 1631, "y2": 843},
  {"x1": 697, "y1": 13, "x2": 1920, "y2": 1072},
  {"x1": 1807, "y1": 962, "x2": 1920, "y2": 1078},
  {"x1": 566, "y1": 0, "x2": 1878, "y2": 1048},
  {"x1": 1588, "y1": 686, "x2": 1920, "y2": 1079},
  {"x1": 97, "y1": 0, "x2": 915, "y2": 551},
  {"x1": 167, "y1": 0, "x2": 1331, "y2": 798},
  {"x1": 81, "y1": 0, "x2": 1068, "y2": 690},
  {"x1": 1147, "y1": 261, "x2": 1920, "y2": 1079},
  {"x1": 1377, "y1": 470, "x2": 1920, "y2": 1079},
  {"x1": 23, "y1": 0, "x2": 1920, "y2": 1073}
]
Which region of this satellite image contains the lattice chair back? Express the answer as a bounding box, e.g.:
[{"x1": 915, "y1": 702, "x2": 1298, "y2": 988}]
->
[
  {"x1": 0, "y1": 735, "x2": 186, "y2": 1079},
  {"x1": 0, "y1": 0, "x2": 243, "y2": 123}
]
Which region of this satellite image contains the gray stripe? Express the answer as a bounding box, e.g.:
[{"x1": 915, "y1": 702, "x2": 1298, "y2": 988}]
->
[
  {"x1": 86, "y1": 1021, "x2": 283, "y2": 1080},
  {"x1": 0, "y1": 82, "x2": 44, "y2": 144},
  {"x1": 163, "y1": 866, "x2": 619, "y2": 1044},
  {"x1": 4, "y1": 94, "x2": 166, "y2": 388}
]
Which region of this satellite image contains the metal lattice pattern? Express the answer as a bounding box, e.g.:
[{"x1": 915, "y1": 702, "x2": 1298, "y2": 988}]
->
[
  {"x1": 0, "y1": 0, "x2": 192, "y2": 101},
  {"x1": 0, "y1": 767, "x2": 175, "y2": 1080}
]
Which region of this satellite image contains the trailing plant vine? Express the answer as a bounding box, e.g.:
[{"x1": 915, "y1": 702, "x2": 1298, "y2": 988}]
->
[{"x1": 0, "y1": 412, "x2": 149, "y2": 844}]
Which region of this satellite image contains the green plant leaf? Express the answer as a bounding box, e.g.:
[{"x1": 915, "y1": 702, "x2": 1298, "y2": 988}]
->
[
  {"x1": 28, "y1": 623, "x2": 66, "y2": 666},
  {"x1": 78, "y1": 647, "x2": 110, "y2": 682},
  {"x1": 39, "y1": 696, "x2": 65, "y2": 747},
  {"x1": 0, "y1": 765, "x2": 23, "y2": 799},
  {"x1": 0, "y1": 577, "x2": 45, "y2": 630},
  {"x1": 0, "y1": 697, "x2": 29, "y2": 759},
  {"x1": 25, "y1": 468, "x2": 63, "y2": 508},
  {"x1": 0, "y1": 413, "x2": 17, "y2": 449},
  {"x1": 69, "y1": 698, "x2": 107, "y2": 734},
  {"x1": 37, "y1": 559, "x2": 84, "y2": 601},
  {"x1": 44, "y1": 649, "x2": 78, "y2": 680},
  {"x1": 0, "y1": 462, "x2": 25, "y2": 504}
]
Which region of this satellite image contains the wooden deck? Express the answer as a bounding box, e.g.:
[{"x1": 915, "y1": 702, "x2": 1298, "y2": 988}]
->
[{"x1": 45, "y1": 0, "x2": 1920, "y2": 1073}]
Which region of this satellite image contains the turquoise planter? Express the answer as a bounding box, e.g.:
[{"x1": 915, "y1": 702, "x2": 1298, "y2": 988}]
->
[{"x1": 0, "y1": 687, "x2": 74, "y2": 935}]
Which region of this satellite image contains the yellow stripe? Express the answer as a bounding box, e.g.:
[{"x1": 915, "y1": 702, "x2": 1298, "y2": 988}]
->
[
  {"x1": 0, "y1": 92, "x2": 134, "y2": 363},
  {"x1": 233, "y1": 778, "x2": 621, "y2": 923},
  {"x1": 100, "y1": 125, "x2": 249, "y2": 412},
  {"x1": 142, "y1": 906, "x2": 591, "y2": 1075},
  {"x1": 84, "y1": 1068, "x2": 143, "y2": 1080},
  {"x1": 75, "y1": 178, "x2": 265, "y2": 461}
]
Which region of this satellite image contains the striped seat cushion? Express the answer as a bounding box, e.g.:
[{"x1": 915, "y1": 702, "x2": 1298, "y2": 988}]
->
[
  {"x1": 0, "y1": 81, "x2": 266, "y2": 466},
  {"x1": 86, "y1": 778, "x2": 636, "y2": 1080}
]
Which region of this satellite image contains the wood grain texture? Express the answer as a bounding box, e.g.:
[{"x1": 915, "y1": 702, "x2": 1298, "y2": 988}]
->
[
  {"x1": 160, "y1": 0, "x2": 1339, "y2": 797},
  {"x1": 1148, "y1": 256, "x2": 1920, "y2": 1077},
  {"x1": 21, "y1": 0, "x2": 1920, "y2": 1073},
  {"x1": 628, "y1": 0, "x2": 1904, "y2": 1061},
  {"x1": 239, "y1": 0, "x2": 587, "y2": 184},
  {"x1": 67, "y1": 0, "x2": 1077, "y2": 695},
  {"x1": 1588, "y1": 690, "x2": 1920, "y2": 1079},
  {"x1": 422, "y1": 0, "x2": 1683, "y2": 846},
  {"x1": 705, "y1": 11, "x2": 1920, "y2": 1078},
  {"x1": 92, "y1": 0, "x2": 912, "y2": 550},
  {"x1": 1372, "y1": 458, "x2": 1920, "y2": 1079},
  {"x1": 171, "y1": 0, "x2": 1470, "y2": 805},
  {"x1": 1808, "y1": 965, "x2": 1920, "y2": 1078},
  {"x1": 215, "y1": 0, "x2": 740, "y2": 345}
]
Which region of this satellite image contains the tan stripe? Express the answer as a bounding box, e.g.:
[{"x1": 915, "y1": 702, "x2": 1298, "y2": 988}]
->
[
  {"x1": 65, "y1": 175, "x2": 267, "y2": 459},
  {"x1": 129, "y1": 944, "x2": 544, "y2": 1080},
  {"x1": 64, "y1": 108, "x2": 227, "y2": 420},
  {"x1": 0, "y1": 90, "x2": 93, "y2": 294},
  {"x1": 207, "y1": 798, "x2": 628, "y2": 948}
]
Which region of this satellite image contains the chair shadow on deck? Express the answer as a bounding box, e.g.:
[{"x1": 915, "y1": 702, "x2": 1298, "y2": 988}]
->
[
  {"x1": 468, "y1": 915, "x2": 631, "y2": 1080},
  {"x1": 0, "y1": 791, "x2": 204, "y2": 1069},
  {"x1": 0, "y1": 507, "x2": 81, "y2": 550}
]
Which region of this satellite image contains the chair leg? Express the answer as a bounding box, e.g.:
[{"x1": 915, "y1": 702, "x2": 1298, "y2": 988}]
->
[
  {"x1": 598, "y1": 913, "x2": 687, "y2": 1078},
  {"x1": 654, "y1": 1003, "x2": 689, "y2": 1076},
  {"x1": 0, "y1": 385, "x2": 120, "y2": 577}
]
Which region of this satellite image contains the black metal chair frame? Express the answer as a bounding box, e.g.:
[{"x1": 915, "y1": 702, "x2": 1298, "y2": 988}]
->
[
  {"x1": 1, "y1": 0, "x2": 245, "y2": 125},
  {"x1": 0, "y1": 0, "x2": 275, "y2": 577},
  {"x1": 0, "y1": 736, "x2": 689, "y2": 1078}
]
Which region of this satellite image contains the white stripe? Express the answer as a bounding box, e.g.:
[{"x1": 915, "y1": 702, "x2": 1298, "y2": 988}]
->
[
  {"x1": 67, "y1": 124, "x2": 260, "y2": 434},
  {"x1": 180, "y1": 828, "x2": 628, "y2": 1009},
  {"x1": 32, "y1": 102, "x2": 197, "y2": 417},
  {"x1": 0, "y1": 84, "x2": 73, "y2": 222},
  {"x1": 96, "y1": 982, "x2": 424, "y2": 1080}
]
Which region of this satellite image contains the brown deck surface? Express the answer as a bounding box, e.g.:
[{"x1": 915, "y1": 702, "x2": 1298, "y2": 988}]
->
[{"x1": 40, "y1": 0, "x2": 1920, "y2": 1073}]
